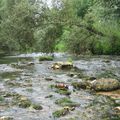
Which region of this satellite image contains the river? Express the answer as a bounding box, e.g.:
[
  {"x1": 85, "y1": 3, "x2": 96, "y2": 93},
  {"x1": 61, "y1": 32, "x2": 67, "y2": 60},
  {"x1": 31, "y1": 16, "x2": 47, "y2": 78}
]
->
[{"x1": 0, "y1": 53, "x2": 120, "y2": 120}]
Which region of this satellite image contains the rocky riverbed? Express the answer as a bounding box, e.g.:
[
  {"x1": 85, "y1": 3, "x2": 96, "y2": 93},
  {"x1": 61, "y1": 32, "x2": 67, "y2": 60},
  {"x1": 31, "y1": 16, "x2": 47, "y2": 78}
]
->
[{"x1": 0, "y1": 54, "x2": 120, "y2": 120}]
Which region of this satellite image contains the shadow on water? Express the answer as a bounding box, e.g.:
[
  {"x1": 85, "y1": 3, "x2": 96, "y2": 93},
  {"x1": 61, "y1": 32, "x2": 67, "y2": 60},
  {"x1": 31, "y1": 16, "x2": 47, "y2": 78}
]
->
[{"x1": 0, "y1": 56, "x2": 33, "y2": 64}]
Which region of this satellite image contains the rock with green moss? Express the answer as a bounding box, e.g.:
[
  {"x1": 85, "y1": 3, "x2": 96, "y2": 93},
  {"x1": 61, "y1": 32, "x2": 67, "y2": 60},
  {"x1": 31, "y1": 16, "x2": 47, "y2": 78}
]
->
[
  {"x1": 6, "y1": 80, "x2": 32, "y2": 88},
  {"x1": 55, "y1": 89, "x2": 71, "y2": 96},
  {"x1": 53, "y1": 108, "x2": 69, "y2": 118},
  {"x1": 31, "y1": 104, "x2": 43, "y2": 110},
  {"x1": 0, "y1": 116, "x2": 13, "y2": 120},
  {"x1": 52, "y1": 62, "x2": 73, "y2": 70},
  {"x1": 50, "y1": 84, "x2": 71, "y2": 95},
  {"x1": 39, "y1": 56, "x2": 53, "y2": 61},
  {"x1": 18, "y1": 97, "x2": 31, "y2": 108},
  {"x1": 67, "y1": 72, "x2": 86, "y2": 79},
  {"x1": 91, "y1": 78, "x2": 120, "y2": 91},
  {"x1": 55, "y1": 97, "x2": 80, "y2": 107},
  {"x1": 12, "y1": 95, "x2": 31, "y2": 108},
  {"x1": 45, "y1": 95, "x2": 53, "y2": 98},
  {"x1": 12, "y1": 94, "x2": 43, "y2": 109},
  {"x1": 72, "y1": 81, "x2": 91, "y2": 90},
  {"x1": 0, "y1": 96, "x2": 5, "y2": 102},
  {"x1": 3, "y1": 92, "x2": 20, "y2": 98}
]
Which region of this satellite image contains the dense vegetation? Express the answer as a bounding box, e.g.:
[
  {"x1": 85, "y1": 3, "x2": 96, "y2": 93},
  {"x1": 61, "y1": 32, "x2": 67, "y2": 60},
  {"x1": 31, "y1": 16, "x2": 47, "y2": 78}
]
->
[{"x1": 0, "y1": 0, "x2": 120, "y2": 55}]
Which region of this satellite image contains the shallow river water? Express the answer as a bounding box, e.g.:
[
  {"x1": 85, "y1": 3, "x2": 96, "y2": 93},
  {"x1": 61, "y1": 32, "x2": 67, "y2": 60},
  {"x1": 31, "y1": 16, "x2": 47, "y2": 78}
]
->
[{"x1": 0, "y1": 53, "x2": 120, "y2": 120}]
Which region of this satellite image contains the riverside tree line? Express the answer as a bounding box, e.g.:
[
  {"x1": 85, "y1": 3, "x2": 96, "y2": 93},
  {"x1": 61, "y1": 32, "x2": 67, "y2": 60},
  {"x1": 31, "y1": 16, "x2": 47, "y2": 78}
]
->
[{"x1": 0, "y1": 0, "x2": 120, "y2": 55}]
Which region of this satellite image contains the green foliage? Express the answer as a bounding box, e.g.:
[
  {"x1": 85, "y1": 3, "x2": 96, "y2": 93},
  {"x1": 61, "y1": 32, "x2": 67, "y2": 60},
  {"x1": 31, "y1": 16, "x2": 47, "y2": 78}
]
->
[
  {"x1": 0, "y1": 0, "x2": 120, "y2": 55},
  {"x1": 55, "y1": 41, "x2": 66, "y2": 52},
  {"x1": 0, "y1": 0, "x2": 37, "y2": 53},
  {"x1": 39, "y1": 56, "x2": 53, "y2": 61},
  {"x1": 35, "y1": 24, "x2": 63, "y2": 53}
]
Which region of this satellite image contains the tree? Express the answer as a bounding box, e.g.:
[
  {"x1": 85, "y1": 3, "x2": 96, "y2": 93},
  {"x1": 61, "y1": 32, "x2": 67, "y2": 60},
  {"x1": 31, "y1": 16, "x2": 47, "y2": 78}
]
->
[{"x1": 0, "y1": 0, "x2": 38, "y2": 53}]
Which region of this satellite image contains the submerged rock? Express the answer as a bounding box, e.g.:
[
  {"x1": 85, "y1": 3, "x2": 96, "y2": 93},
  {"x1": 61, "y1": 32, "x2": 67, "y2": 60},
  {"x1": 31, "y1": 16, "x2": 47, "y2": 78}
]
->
[
  {"x1": 91, "y1": 78, "x2": 120, "y2": 91},
  {"x1": 0, "y1": 96, "x2": 5, "y2": 102},
  {"x1": 5, "y1": 81, "x2": 32, "y2": 88},
  {"x1": 86, "y1": 95, "x2": 115, "y2": 120},
  {"x1": 102, "y1": 59, "x2": 111, "y2": 63},
  {"x1": 67, "y1": 72, "x2": 87, "y2": 79},
  {"x1": 55, "y1": 97, "x2": 80, "y2": 107},
  {"x1": 31, "y1": 104, "x2": 43, "y2": 110},
  {"x1": 97, "y1": 71, "x2": 118, "y2": 80},
  {"x1": 45, "y1": 95, "x2": 53, "y2": 98},
  {"x1": 52, "y1": 62, "x2": 73, "y2": 70},
  {"x1": 51, "y1": 84, "x2": 71, "y2": 95},
  {"x1": 0, "y1": 116, "x2": 13, "y2": 120},
  {"x1": 11, "y1": 94, "x2": 43, "y2": 110},
  {"x1": 45, "y1": 77, "x2": 53, "y2": 81},
  {"x1": 53, "y1": 108, "x2": 70, "y2": 118},
  {"x1": 55, "y1": 89, "x2": 71, "y2": 96},
  {"x1": 0, "y1": 64, "x2": 21, "y2": 73},
  {"x1": 15, "y1": 96, "x2": 31, "y2": 108},
  {"x1": 72, "y1": 81, "x2": 91, "y2": 90}
]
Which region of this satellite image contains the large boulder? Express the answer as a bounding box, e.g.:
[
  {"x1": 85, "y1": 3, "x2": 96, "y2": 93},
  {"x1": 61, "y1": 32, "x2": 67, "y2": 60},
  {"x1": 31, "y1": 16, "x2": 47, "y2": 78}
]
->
[
  {"x1": 91, "y1": 78, "x2": 120, "y2": 91},
  {"x1": 52, "y1": 62, "x2": 73, "y2": 70}
]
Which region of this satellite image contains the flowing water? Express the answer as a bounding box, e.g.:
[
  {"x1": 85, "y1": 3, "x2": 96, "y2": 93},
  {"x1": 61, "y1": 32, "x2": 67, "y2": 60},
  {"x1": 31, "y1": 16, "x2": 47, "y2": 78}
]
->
[{"x1": 0, "y1": 53, "x2": 120, "y2": 120}]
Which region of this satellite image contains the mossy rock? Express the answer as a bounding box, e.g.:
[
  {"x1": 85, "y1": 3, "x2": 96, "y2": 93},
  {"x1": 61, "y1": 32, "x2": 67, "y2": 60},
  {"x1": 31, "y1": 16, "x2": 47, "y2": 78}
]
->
[
  {"x1": 45, "y1": 95, "x2": 53, "y2": 98},
  {"x1": 6, "y1": 81, "x2": 21, "y2": 87},
  {"x1": 53, "y1": 108, "x2": 69, "y2": 118},
  {"x1": 26, "y1": 88, "x2": 33, "y2": 93},
  {"x1": 91, "y1": 78, "x2": 120, "y2": 91},
  {"x1": 50, "y1": 84, "x2": 71, "y2": 95},
  {"x1": 0, "y1": 116, "x2": 13, "y2": 120},
  {"x1": 12, "y1": 94, "x2": 43, "y2": 109},
  {"x1": 0, "y1": 96, "x2": 5, "y2": 102},
  {"x1": 67, "y1": 72, "x2": 86, "y2": 79},
  {"x1": 55, "y1": 97, "x2": 79, "y2": 107},
  {"x1": 39, "y1": 56, "x2": 53, "y2": 61},
  {"x1": 31, "y1": 104, "x2": 43, "y2": 110},
  {"x1": 50, "y1": 84, "x2": 68, "y2": 90},
  {"x1": 111, "y1": 116, "x2": 120, "y2": 120},
  {"x1": 72, "y1": 81, "x2": 91, "y2": 90},
  {"x1": 13, "y1": 95, "x2": 32, "y2": 108},
  {"x1": 52, "y1": 62, "x2": 73, "y2": 70},
  {"x1": 55, "y1": 89, "x2": 71, "y2": 95},
  {"x1": 3, "y1": 92, "x2": 20, "y2": 98},
  {"x1": 18, "y1": 99, "x2": 31, "y2": 108}
]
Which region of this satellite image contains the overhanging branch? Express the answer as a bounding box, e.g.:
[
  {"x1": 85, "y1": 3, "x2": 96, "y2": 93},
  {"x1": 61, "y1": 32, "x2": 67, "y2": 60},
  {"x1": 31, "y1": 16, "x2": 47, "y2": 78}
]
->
[{"x1": 35, "y1": 19, "x2": 106, "y2": 37}]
